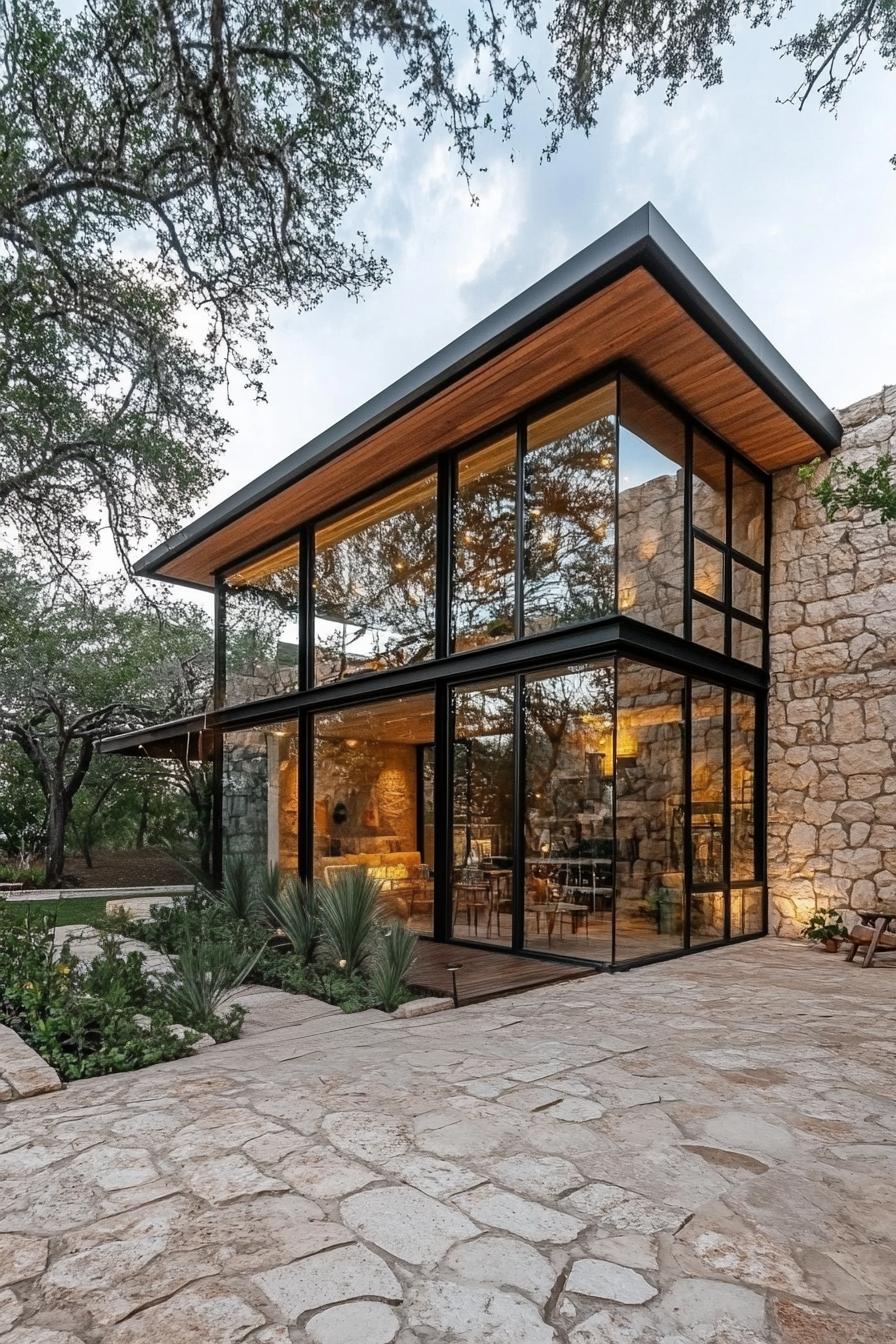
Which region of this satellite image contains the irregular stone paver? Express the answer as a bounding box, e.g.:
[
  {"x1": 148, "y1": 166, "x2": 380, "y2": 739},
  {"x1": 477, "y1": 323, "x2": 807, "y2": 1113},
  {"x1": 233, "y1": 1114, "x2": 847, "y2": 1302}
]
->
[
  {"x1": 0, "y1": 1234, "x2": 48, "y2": 1287},
  {"x1": 405, "y1": 1279, "x2": 556, "y2": 1343},
  {"x1": 1, "y1": 940, "x2": 895, "y2": 1342},
  {"x1": 104, "y1": 1281, "x2": 265, "y2": 1342},
  {"x1": 565, "y1": 1257, "x2": 657, "y2": 1303},
  {"x1": 454, "y1": 1183, "x2": 586, "y2": 1244},
  {"x1": 341, "y1": 1184, "x2": 479, "y2": 1263},
  {"x1": 306, "y1": 1301, "x2": 400, "y2": 1344},
  {"x1": 182, "y1": 1152, "x2": 288, "y2": 1204},
  {"x1": 254, "y1": 1243, "x2": 402, "y2": 1316},
  {"x1": 442, "y1": 1233, "x2": 558, "y2": 1305},
  {"x1": 563, "y1": 1180, "x2": 689, "y2": 1234}
]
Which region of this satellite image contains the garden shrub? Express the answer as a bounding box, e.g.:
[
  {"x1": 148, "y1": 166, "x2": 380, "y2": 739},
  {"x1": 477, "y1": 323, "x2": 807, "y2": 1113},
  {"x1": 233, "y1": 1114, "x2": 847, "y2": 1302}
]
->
[{"x1": 0, "y1": 899, "x2": 248, "y2": 1080}]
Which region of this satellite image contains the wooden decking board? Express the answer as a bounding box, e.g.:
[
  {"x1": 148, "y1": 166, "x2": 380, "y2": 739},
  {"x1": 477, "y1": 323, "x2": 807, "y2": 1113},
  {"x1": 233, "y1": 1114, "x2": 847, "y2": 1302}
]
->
[{"x1": 409, "y1": 941, "x2": 598, "y2": 1005}]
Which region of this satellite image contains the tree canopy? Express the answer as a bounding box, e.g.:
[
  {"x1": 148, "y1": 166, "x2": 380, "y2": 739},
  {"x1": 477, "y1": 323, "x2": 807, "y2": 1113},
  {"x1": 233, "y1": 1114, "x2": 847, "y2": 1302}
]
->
[
  {"x1": 2, "y1": 0, "x2": 891, "y2": 574},
  {"x1": 0, "y1": 557, "x2": 213, "y2": 881}
]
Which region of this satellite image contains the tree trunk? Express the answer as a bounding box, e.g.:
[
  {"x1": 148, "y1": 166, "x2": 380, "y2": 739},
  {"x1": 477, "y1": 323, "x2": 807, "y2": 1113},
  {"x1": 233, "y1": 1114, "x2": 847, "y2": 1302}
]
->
[
  {"x1": 43, "y1": 788, "x2": 69, "y2": 887},
  {"x1": 135, "y1": 790, "x2": 149, "y2": 849}
]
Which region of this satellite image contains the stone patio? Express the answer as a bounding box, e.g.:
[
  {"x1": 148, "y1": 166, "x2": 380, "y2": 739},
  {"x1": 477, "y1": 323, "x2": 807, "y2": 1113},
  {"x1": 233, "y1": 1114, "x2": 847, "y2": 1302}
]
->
[{"x1": 0, "y1": 937, "x2": 894, "y2": 1342}]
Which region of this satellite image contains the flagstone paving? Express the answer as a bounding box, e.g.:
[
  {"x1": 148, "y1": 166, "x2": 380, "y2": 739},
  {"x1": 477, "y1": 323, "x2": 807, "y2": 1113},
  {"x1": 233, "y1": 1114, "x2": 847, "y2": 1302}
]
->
[{"x1": 1, "y1": 937, "x2": 894, "y2": 1342}]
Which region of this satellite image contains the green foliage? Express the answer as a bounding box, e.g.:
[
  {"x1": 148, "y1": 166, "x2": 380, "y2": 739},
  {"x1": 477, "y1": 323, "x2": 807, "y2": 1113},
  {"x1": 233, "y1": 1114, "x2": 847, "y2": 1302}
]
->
[
  {"x1": 255, "y1": 950, "x2": 372, "y2": 1014},
  {"x1": 0, "y1": 859, "x2": 42, "y2": 887},
  {"x1": 369, "y1": 923, "x2": 418, "y2": 1012},
  {"x1": 0, "y1": 896, "x2": 247, "y2": 1079},
  {"x1": 214, "y1": 856, "x2": 264, "y2": 925},
  {"x1": 265, "y1": 876, "x2": 320, "y2": 964},
  {"x1": 802, "y1": 908, "x2": 848, "y2": 943},
  {"x1": 159, "y1": 924, "x2": 265, "y2": 1022},
  {"x1": 799, "y1": 454, "x2": 896, "y2": 524},
  {"x1": 317, "y1": 870, "x2": 383, "y2": 977}
]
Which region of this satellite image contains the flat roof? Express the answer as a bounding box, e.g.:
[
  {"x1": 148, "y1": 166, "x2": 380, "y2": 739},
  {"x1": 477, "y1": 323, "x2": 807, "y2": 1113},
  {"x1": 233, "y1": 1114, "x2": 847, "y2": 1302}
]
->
[{"x1": 137, "y1": 202, "x2": 840, "y2": 589}]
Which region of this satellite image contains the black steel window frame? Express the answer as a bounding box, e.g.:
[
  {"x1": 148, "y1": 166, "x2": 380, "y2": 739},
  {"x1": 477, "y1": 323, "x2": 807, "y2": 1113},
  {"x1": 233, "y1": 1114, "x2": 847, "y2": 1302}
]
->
[{"x1": 213, "y1": 361, "x2": 771, "y2": 711}]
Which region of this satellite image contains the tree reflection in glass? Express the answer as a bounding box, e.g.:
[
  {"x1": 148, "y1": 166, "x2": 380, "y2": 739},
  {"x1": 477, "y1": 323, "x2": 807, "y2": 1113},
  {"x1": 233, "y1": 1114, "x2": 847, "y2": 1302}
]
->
[
  {"x1": 314, "y1": 472, "x2": 438, "y2": 683},
  {"x1": 524, "y1": 382, "x2": 616, "y2": 634},
  {"x1": 224, "y1": 542, "x2": 300, "y2": 704}
]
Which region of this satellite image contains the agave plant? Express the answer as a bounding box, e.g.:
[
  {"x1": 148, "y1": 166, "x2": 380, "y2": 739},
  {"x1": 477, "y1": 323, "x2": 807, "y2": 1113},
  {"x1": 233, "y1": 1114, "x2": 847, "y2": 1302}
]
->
[
  {"x1": 317, "y1": 869, "x2": 383, "y2": 977},
  {"x1": 213, "y1": 856, "x2": 263, "y2": 925},
  {"x1": 369, "y1": 922, "x2": 418, "y2": 1012},
  {"x1": 265, "y1": 876, "x2": 320, "y2": 964},
  {"x1": 160, "y1": 925, "x2": 264, "y2": 1023}
]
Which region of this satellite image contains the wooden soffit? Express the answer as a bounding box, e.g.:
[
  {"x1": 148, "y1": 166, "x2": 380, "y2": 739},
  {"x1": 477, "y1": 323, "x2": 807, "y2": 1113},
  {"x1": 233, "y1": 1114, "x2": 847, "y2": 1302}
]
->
[{"x1": 142, "y1": 228, "x2": 837, "y2": 590}]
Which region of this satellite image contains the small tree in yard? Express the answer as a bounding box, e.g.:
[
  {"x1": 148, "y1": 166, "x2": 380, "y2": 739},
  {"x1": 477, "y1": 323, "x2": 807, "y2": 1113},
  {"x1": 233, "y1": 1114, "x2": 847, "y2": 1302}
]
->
[{"x1": 0, "y1": 556, "x2": 213, "y2": 885}]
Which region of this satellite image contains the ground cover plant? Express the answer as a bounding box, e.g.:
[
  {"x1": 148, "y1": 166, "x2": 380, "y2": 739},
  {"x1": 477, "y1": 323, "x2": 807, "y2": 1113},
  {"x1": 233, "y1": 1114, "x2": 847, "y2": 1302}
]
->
[
  {"x1": 0, "y1": 899, "x2": 247, "y2": 1080},
  {"x1": 132, "y1": 864, "x2": 420, "y2": 1014}
]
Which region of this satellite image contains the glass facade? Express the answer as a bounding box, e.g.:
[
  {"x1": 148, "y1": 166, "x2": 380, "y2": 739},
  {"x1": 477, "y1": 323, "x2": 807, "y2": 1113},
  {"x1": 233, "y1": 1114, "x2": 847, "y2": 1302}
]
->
[{"x1": 213, "y1": 367, "x2": 770, "y2": 967}]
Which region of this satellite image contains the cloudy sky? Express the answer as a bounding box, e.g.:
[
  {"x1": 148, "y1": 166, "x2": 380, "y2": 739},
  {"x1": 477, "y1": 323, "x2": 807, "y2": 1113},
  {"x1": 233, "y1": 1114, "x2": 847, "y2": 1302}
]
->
[{"x1": 190, "y1": 5, "x2": 896, "y2": 530}]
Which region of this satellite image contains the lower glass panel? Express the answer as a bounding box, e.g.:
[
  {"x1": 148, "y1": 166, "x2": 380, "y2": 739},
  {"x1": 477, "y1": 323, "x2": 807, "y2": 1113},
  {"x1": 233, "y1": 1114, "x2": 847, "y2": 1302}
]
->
[
  {"x1": 691, "y1": 682, "x2": 725, "y2": 886},
  {"x1": 523, "y1": 662, "x2": 614, "y2": 961},
  {"x1": 690, "y1": 890, "x2": 727, "y2": 944},
  {"x1": 312, "y1": 693, "x2": 435, "y2": 935},
  {"x1": 222, "y1": 721, "x2": 299, "y2": 876},
  {"x1": 451, "y1": 680, "x2": 515, "y2": 945},
  {"x1": 614, "y1": 662, "x2": 685, "y2": 962},
  {"x1": 731, "y1": 885, "x2": 765, "y2": 936}
]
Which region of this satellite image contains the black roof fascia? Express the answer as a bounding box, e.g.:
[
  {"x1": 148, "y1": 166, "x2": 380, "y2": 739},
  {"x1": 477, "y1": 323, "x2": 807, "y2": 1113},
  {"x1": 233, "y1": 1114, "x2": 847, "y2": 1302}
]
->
[{"x1": 135, "y1": 202, "x2": 840, "y2": 584}]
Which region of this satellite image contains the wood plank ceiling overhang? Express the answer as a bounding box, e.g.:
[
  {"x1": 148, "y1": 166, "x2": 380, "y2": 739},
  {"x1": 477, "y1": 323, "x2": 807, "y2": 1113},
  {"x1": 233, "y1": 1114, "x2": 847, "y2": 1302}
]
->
[{"x1": 137, "y1": 203, "x2": 841, "y2": 591}]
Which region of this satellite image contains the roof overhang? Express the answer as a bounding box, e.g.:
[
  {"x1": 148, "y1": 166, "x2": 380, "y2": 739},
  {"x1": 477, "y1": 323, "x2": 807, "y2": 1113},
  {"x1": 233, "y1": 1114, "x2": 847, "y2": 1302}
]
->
[
  {"x1": 100, "y1": 716, "x2": 211, "y2": 761},
  {"x1": 137, "y1": 202, "x2": 841, "y2": 590}
]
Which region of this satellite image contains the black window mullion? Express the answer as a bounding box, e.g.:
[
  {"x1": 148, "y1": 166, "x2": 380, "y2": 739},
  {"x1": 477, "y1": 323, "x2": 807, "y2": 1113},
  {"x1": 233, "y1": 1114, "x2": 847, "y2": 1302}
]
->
[
  {"x1": 683, "y1": 676, "x2": 693, "y2": 951},
  {"x1": 299, "y1": 525, "x2": 314, "y2": 692},
  {"x1": 512, "y1": 672, "x2": 525, "y2": 951},
  {"x1": 298, "y1": 711, "x2": 312, "y2": 881},
  {"x1": 684, "y1": 423, "x2": 693, "y2": 645},
  {"x1": 213, "y1": 579, "x2": 226, "y2": 711},
  {"x1": 723, "y1": 686, "x2": 732, "y2": 942},
  {"x1": 433, "y1": 681, "x2": 453, "y2": 942},
  {"x1": 611, "y1": 654, "x2": 619, "y2": 964},
  {"x1": 514, "y1": 415, "x2": 526, "y2": 641},
  {"x1": 436, "y1": 455, "x2": 453, "y2": 659}
]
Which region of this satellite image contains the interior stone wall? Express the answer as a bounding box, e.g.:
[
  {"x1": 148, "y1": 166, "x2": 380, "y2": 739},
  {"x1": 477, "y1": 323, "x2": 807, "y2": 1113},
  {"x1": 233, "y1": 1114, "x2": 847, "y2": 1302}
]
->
[{"x1": 768, "y1": 385, "x2": 896, "y2": 936}]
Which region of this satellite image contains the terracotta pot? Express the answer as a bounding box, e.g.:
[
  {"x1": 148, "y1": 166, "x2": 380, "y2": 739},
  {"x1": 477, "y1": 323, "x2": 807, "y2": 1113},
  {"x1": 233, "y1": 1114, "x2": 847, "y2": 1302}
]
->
[{"x1": 823, "y1": 938, "x2": 840, "y2": 952}]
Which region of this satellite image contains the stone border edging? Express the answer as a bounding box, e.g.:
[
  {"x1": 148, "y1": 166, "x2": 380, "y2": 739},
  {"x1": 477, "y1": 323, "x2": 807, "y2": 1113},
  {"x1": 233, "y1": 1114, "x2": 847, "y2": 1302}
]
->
[{"x1": 0, "y1": 1025, "x2": 63, "y2": 1102}]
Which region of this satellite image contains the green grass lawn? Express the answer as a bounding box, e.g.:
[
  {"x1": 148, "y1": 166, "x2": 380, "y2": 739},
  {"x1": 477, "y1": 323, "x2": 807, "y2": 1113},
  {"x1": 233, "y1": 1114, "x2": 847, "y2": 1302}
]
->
[{"x1": 2, "y1": 896, "x2": 110, "y2": 927}]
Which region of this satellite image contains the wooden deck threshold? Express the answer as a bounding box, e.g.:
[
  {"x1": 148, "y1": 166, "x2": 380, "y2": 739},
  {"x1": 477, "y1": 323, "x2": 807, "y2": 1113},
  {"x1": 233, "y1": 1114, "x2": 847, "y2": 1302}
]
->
[{"x1": 409, "y1": 940, "x2": 598, "y2": 1006}]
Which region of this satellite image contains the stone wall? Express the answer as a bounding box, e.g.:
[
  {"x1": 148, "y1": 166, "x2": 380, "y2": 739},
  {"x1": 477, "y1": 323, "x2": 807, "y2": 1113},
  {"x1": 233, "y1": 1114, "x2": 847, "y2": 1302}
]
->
[{"x1": 768, "y1": 385, "x2": 896, "y2": 936}]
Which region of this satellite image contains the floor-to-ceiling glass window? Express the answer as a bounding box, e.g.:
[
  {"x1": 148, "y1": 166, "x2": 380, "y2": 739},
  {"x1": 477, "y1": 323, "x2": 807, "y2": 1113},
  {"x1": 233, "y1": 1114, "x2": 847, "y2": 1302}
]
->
[
  {"x1": 314, "y1": 472, "x2": 438, "y2": 683},
  {"x1": 452, "y1": 431, "x2": 517, "y2": 651},
  {"x1": 222, "y1": 543, "x2": 300, "y2": 705},
  {"x1": 221, "y1": 721, "x2": 299, "y2": 876},
  {"x1": 614, "y1": 661, "x2": 686, "y2": 961},
  {"x1": 451, "y1": 680, "x2": 515, "y2": 944},
  {"x1": 617, "y1": 378, "x2": 686, "y2": 637},
  {"x1": 523, "y1": 382, "x2": 616, "y2": 634},
  {"x1": 523, "y1": 661, "x2": 614, "y2": 961},
  {"x1": 312, "y1": 693, "x2": 436, "y2": 935},
  {"x1": 730, "y1": 691, "x2": 763, "y2": 935}
]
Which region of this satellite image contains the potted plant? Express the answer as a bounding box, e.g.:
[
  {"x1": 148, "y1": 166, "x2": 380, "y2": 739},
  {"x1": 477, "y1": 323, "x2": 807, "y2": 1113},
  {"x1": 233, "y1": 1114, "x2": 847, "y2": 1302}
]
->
[{"x1": 801, "y1": 908, "x2": 848, "y2": 952}]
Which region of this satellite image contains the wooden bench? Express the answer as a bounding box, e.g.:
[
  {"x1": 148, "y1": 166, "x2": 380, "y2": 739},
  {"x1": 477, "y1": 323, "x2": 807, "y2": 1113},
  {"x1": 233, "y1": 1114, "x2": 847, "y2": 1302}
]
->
[{"x1": 845, "y1": 916, "x2": 896, "y2": 968}]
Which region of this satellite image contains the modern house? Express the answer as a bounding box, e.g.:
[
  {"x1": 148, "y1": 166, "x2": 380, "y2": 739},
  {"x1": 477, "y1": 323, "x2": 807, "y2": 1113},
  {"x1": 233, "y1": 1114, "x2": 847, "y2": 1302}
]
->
[{"x1": 104, "y1": 203, "x2": 847, "y2": 970}]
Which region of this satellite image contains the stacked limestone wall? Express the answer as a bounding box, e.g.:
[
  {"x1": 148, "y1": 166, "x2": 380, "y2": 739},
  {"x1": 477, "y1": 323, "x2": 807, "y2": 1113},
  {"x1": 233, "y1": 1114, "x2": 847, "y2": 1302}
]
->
[{"x1": 768, "y1": 385, "x2": 896, "y2": 935}]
